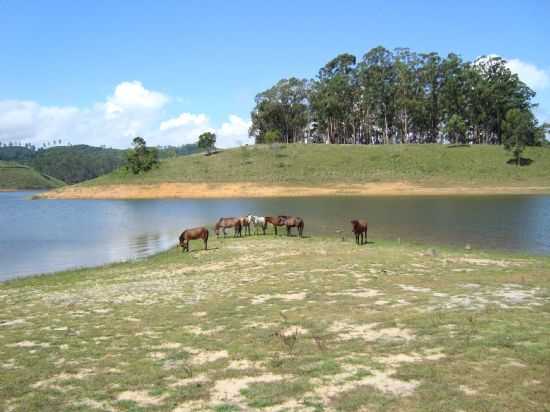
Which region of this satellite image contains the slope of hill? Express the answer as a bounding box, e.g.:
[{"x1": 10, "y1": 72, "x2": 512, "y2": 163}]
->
[
  {"x1": 39, "y1": 144, "x2": 550, "y2": 198},
  {"x1": 0, "y1": 161, "x2": 65, "y2": 190}
]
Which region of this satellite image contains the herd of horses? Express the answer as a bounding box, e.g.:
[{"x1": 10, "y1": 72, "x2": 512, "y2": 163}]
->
[{"x1": 178, "y1": 215, "x2": 368, "y2": 252}]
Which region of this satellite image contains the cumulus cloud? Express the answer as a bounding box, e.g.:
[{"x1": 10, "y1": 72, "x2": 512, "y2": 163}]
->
[
  {"x1": 505, "y1": 59, "x2": 549, "y2": 90},
  {"x1": 0, "y1": 81, "x2": 250, "y2": 149}
]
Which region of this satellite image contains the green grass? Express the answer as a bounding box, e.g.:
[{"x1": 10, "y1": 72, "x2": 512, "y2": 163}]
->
[
  {"x1": 1, "y1": 235, "x2": 549, "y2": 411},
  {"x1": 0, "y1": 161, "x2": 65, "y2": 190},
  {"x1": 83, "y1": 144, "x2": 550, "y2": 187}
]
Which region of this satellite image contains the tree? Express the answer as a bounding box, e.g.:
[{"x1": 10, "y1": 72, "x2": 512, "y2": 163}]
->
[
  {"x1": 249, "y1": 78, "x2": 309, "y2": 144},
  {"x1": 126, "y1": 136, "x2": 159, "y2": 174},
  {"x1": 502, "y1": 109, "x2": 532, "y2": 166},
  {"x1": 198, "y1": 132, "x2": 216, "y2": 155},
  {"x1": 264, "y1": 129, "x2": 282, "y2": 145},
  {"x1": 445, "y1": 114, "x2": 467, "y2": 144}
]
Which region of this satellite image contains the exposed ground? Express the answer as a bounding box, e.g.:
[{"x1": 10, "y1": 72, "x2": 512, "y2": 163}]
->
[
  {"x1": 37, "y1": 144, "x2": 550, "y2": 199},
  {"x1": 1, "y1": 236, "x2": 550, "y2": 411}
]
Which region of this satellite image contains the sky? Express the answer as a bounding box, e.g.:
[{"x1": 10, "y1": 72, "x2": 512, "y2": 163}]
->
[{"x1": 0, "y1": 0, "x2": 549, "y2": 148}]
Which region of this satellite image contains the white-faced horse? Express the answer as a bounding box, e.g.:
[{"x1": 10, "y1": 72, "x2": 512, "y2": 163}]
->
[{"x1": 247, "y1": 215, "x2": 267, "y2": 235}]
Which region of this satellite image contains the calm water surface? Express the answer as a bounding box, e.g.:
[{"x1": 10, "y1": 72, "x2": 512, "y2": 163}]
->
[{"x1": 1, "y1": 191, "x2": 550, "y2": 280}]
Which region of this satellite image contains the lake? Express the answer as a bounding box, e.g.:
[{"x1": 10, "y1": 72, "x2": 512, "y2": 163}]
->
[{"x1": 1, "y1": 191, "x2": 550, "y2": 281}]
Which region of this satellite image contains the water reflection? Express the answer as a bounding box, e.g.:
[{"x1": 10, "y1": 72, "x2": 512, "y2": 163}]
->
[{"x1": 1, "y1": 191, "x2": 549, "y2": 281}]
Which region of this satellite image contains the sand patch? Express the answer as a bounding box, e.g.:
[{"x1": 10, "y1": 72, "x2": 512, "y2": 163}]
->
[
  {"x1": 7, "y1": 340, "x2": 49, "y2": 348},
  {"x1": 190, "y1": 350, "x2": 228, "y2": 365},
  {"x1": 327, "y1": 288, "x2": 381, "y2": 298},
  {"x1": 228, "y1": 359, "x2": 265, "y2": 370},
  {"x1": 183, "y1": 325, "x2": 225, "y2": 335},
  {"x1": 280, "y1": 326, "x2": 309, "y2": 337},
  {"x1": 329, "y1": 321, "x2": 415, "y2": 342},
  {"x1": 154, "y1": 342, "x2": 182, "y2": 350},
  {"x1": 0, "y1": 319, "x2": 26, "y2": 327},
  {"x1": 252, "y1": 292, "x2": 307, "y2": 304},
  {"x1": 460, "y1": 385, "x2": 478, "y2": 395},
  {"x1": 210, "y1": 374, "x2": 289, "y2": 404},
  {"x1": 32, "y1": 369, "x2": 94, "y2": 389},
  {"x1": 399, "y1": 285, "x2": 431, "y2": 293},
  {"x1": 117, "y1": 390, "x2": 167, "y2": 407},
  {"x1": 168, "y1": 373, "x2": 209, "y2": 387}
]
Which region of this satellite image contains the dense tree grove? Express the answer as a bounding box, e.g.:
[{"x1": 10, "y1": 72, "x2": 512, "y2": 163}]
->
[{"x1": 250, "y1": 46, "x2": 546, "y2": 146}]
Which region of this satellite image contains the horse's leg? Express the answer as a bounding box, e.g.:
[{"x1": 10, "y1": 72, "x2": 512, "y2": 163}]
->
[{"x1": 365, "y1": 230, "x2": 367, "y2": 245}]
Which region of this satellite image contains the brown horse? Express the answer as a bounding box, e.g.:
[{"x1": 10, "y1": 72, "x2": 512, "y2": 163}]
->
[
  {"x1": 351, "y1": 219, "x2": 368, "y2": 245},
  {"x1": 285, "y1": 216, "x2": 304, "y2": 237},
  {"x1": 215, "y1": 217, "x2": 242, "y2": 238},
  {"x1": 239, "y1": 216, "x2": 251, "y2": 236},
  {"x1": 179, "y1": 227, "x2": 209, "y2": 252},
  {"x1": 265, "y1": 216, "x2": 288, "y2": 235}
]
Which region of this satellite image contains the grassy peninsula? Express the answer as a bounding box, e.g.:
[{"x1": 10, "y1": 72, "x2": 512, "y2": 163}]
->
[
  {"x1": 0, "y1": 161, "x2": 65, "y2": 191},
  {"x1": 38, "y1": 144, "x2": 550, "y2": 199},
  {"x1": 1, "y1": 236, "x2": 549, "y2": 411}
]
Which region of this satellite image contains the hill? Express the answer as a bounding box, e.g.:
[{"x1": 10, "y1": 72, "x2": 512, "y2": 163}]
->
[
  {"x1": 38, "y1": 144, "x2": 550, "y2": 198},
  {"x1": 0, "y1": 143, "x2": 201, "y2": 184},
  {"x1": 0, "y1": 161, "x2": 65, "y2": 190}
]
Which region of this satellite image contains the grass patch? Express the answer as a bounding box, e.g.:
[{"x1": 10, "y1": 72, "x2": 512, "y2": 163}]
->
[
  {"x1": 82, "y1": 144, "x2": 550, "y2": 188},
  {"x1": 1, "y1": 236, "x2": 549, "y2": 410}
]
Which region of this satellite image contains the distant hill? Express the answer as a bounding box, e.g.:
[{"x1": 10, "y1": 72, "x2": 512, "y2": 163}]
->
[
  {"x1": 0, "y1": 143, "x2": 200, "y2": 184},
  {"x1": 0, "y1": 161, "x2": 65, "y2": 190}
]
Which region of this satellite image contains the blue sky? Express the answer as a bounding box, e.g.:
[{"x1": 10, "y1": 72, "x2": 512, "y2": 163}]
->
[{"x1": 1, "y1": 0, "x2": 549, "y2": 148}]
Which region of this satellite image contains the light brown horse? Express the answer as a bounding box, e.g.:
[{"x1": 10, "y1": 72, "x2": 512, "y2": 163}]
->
[
  {"x1": 179, "y1": 227, "x2": 209, "y2": 252},
  {"x1": 265, "y1": 216, "x2": 288, "y2": 235},
  {"x1": 239, "y1": 216, "x2": 251, "y2": 236},
  {"x1": 285, "y1": 216, "x2": 304, "y2": 237},
  {"x1": 351, "y1": 219, "x2": 368, "y2": 245},
  {"x1": 215, "y1": 217, "x2": 242, "y2": 238}
]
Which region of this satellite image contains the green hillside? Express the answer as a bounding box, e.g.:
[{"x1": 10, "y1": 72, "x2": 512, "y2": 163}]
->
[
  {"x1": 86, "y1": 144, "x2": 550, "y2": 187},
  {"x1": 0, "y1": 161, "x2": 65, "y2": 190}
]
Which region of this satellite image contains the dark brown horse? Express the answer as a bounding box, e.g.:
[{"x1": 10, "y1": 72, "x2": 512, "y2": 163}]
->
[
  {"x1": 179, "y1": 227, "x2": 209, "y2": 252},
  {"x1": 285, "y1": 216, "x2": 304, "y2": 237},
  {"x1": 265, "y1": 216, "x2": 288, "y2": 235},
  {"x1": 215, "y1": 217, "x2": 242, "y2": 238},
  {"x1": 351, "y1": 219, "x2": 368, "y2": 245}
]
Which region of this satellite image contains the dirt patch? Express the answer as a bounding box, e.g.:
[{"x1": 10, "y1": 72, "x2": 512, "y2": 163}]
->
[
  {"x1": 117, "y1": 390, "x2": 167, "y2": 407},
  {"x1": 327, "y1": 288, "x2": 381, "y2": 298},
  {"x1": 252, "y1": 292, "x2": 307, "y2": 305},
  {"x1": 329, "y1": 321, "x2": 415, "y2": 342},
  {"x1": 190, "y1": 350, "x2": 229, "y2": 365},
  {"x1": 210, "y1": 374, "x2": 289, "y2": 405},
  {"x1": 37, "y1": 182, "x2": 550, "y2": 200}
]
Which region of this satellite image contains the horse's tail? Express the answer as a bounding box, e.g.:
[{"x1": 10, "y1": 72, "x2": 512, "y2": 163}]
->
[
  {"x1": 298, "y1": 219, "x2": 304, "y2": 235},
  {"x1": 204, "y1": 229, "x2": 209, "y2": 241}
]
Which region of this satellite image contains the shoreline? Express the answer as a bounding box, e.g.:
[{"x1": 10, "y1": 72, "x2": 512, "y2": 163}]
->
[{"x1": 35, "y1": 181, "x2": 550, "y2": 199}]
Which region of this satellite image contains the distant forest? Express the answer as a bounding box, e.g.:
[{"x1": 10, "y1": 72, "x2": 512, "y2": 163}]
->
[
  {"x1": 250, "y1": 46, "x2": 548, "y2": 145},
  {"x1": 0, "y1": 142, "x2": 200, "y2": 184}
]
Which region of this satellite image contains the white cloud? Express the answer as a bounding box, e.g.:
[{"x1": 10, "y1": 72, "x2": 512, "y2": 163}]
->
[
  {"x1": 0, "y1": 81, "x2": 250, "y2": 149},
  {"x1": 159, "y1": 112, "x2": 209, "y2": 131},
  {"x1": 505, "y1": 59, "x2": 549, "y2": 90},
  {"x1": 217, "y1": 114, "x2": 252, "y2": 147},
  {"x1": 105, "y1": 81, "x2": 169, "y2": 117}
]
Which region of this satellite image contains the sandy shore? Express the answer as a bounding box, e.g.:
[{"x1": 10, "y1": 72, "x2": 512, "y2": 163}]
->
[{"x1": 34, "y1": 181, "x2": 550, "y2": 199}]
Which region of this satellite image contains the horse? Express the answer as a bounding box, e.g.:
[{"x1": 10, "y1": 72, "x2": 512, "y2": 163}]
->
[
  {"x1": 265, "y1": 216, "x2": 288, "y2": 235},
  {"x1": 351, "y1": 219, "x2": 368, "y2": 245},
  {"x1": 215, "y1": 217, "x2": 242, "y2": 238},
  {"x1": 285, "y1": 216, "x2": 304, "y2": 237},
  {"x1": 239, "y1": 216, "x2": 251, "y2": 236},
  {"x1": 179, "y1": 227, "x2": 209, "y2": 252},
  {"x1": 247, "y1": 215, "x2": 267, "y2": 235}
]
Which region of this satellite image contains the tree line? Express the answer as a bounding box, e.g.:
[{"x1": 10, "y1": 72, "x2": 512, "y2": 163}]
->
[{"x1": 249, "y1": 46, "x2": 547, "y2": 146}]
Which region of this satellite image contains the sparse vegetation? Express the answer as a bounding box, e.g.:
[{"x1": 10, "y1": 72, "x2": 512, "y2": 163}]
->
[
  {"x1": 84, "y1": 144, "x2": 550, "y2": 188},
  {"x1": 1, "y1": 236, "x2": 549, "y2": 411}
]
